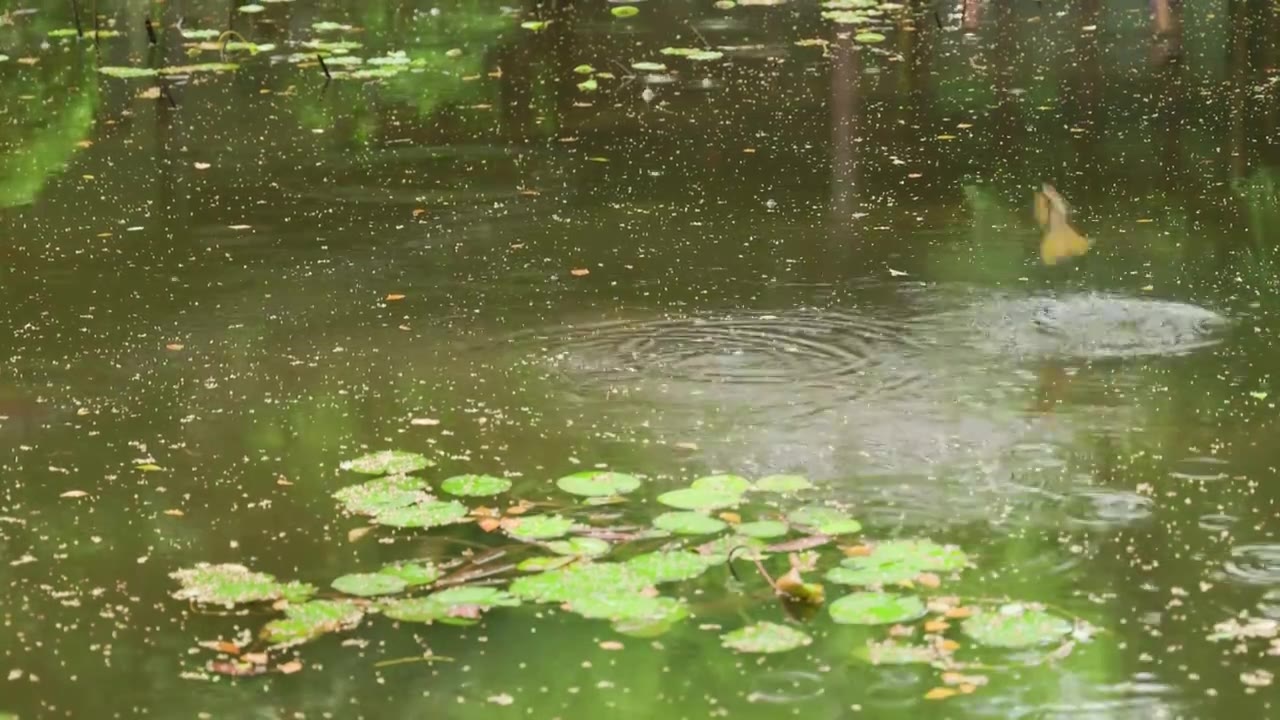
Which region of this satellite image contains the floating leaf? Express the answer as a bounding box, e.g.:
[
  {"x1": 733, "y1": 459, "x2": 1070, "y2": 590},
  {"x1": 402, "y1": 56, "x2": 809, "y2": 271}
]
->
[
  {"x1": 735, "y1": 520, "x2": 790, "y2": 538},
  {"x1": 0, "y1": 55, "x2": 7, "y2": 63},
  {"x1": 698, "y1": 535, "x2": 767, "y2": 561},
  {"x1": 171, "y1": 564, "x2": 315, "y2": 607},
  {"x1": 653, "y1": 511, "x2": 728, "y2": 535},
  {"x1": 827, "y1": 540, "x2": 967, "y2": 586},
  {"x1": 340, "y1": 450, "x2": 432, "y2": 475},
  {"x1": 821, "y1": 10, "x2": 873, "y2": 24},
  {"x1": 573, "y1": 64, "x2": 596, "y2": 74},
  {"x1": 373, "y1": 500, "x2": 469, "y2": 528},
  {"x1": 829, "y1": 592, "x2": 927, "y2": 625},
  {"x1": 854, "y1": 31, "x2": 887, "y2": 44},
  {"x1": 691, "y1": 474, "x2": 753, "y2": 494},
  {"x1": 545, "y1": 537, "x2": 611, "y2": 557},
  {"x1": 627, "y1": 550, "x2": 717, "y2": 584},
  {"x1": 49, "y1": 28, "x2": 121, "y2": 38},
  {"x1": 382, "y1": 587, "x2": 519, "y2": 625},
  {"x1": 787, "y1": 506, "x2": 861, "y2": 535},
  {"x1": 441, "y1": 474, "x2": 511, "y2": 497},
  {"x1": 180, "y1": 28, "x2": 223, "y2": 39},
  {"x1": 511, "y1": 563, "x2": 649, "y2": 603},
  {"x1": 506, "y1": 514, "x2": 575, "y2": 540},
  {"x1": 331, "y1": 573, "x2": 406, "y2": 597},
  {"x1": 333, "y1": 475, "x2": 430, "y2": 515},
  {"x1": 98, "y1": 66, "x2": 160, "y2": 79},
  {"x1": 577, "y1": 78, "x2": 599, "y2": 92},
  {"x1": 557, "y1": 471, "x2": 641, "y2": 497},
  {"x1": 379, "y1": 562, "x2": 439, "y2": 587},
  {"x1": 721, "y1": 622, "x2": 812, "y2": 654},
  {"x1": 961, "y1": 606, "x2": 1072, "y2": 648},
  {"x1": 611, "y1": 5, "x2": 640, "y2": 17},
  {"x1": 612, "y1": 603, "x2": 689, "y2": 637},
  {"x1": 237, "y1": 3, "x2": 266, "y2": 13},
  {"x1": 631, "y1": 61, "x2": 667, "y2": 72},
  {"x1": 520, "y1": 20, "x2": 551, "y2": 31},
  {"x1": 856, "y1": 641, "x2": 940, "y2": 665},
  {"x1": 300, "y1": 40, "x2": 363, "y2": 52},
  {"x1": 262, "y1": 600, "x2": 363, "y2": 646},
  {"x1": 567, "y1": 594, "x2": 684, "y2": 623},
  {"x1": 311, "y1": 21, "x2": 353, "y2": 31},
  {"x1": 658, "y1": 487, "x2": 741, "y2": 511},
  {"x1": 660, "y1": 47, "x2": 724, "y2": 61},
  {"x1": 714, "y1": 0, "x2": 737, "y2": 8},
  {"x1": 755, "y1": 475, "x2": 814, "y2": 493}
]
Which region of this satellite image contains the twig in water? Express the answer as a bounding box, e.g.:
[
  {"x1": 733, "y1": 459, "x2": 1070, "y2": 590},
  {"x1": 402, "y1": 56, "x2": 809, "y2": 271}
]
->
[
  {"x1": 688, "y1": 21, "x2": 712, "y2": 51},
  {"x1": 71, "y1": 0, "x2": 83, "y2": 38},
  {"x1": 145, "y1": 17, "x2": 157, "y2": 45},
  {"x1": 159, "y1": 81, "x2": 177, "y2": 108},
  {"x1": 92, "y1": 0, "x2": 98, "y2": 47},
  {"x1": 374, "y1": 654, "x2": 455, "y2": 668},
  {"x1": 317, "y1": 53, "x2": 331, "y2": 80},
  {"x1": 726, "y1": 546, "x2": 777, "y2": 589},
  {"x1": 934, "y1": 10, "x2": 943, "y2": 29}
]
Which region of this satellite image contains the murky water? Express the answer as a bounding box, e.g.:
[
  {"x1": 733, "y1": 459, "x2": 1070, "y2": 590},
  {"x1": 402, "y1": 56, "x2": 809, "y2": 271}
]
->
[{"x1": 2, "y1": 0, "x2": 1280, "y2": 717}]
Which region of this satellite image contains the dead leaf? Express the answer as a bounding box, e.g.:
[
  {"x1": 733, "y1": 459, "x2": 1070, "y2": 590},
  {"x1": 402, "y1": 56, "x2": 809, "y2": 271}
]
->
[
  {"x1": 193, "y1": 162, "x2": 211, "y2": 170},
  {"x1": 412, "y1": 208, "x2": 427, "y2": 218},
  {"x1": 137, "y1": 87, "x2": 161, "y2": 100},
  {"x1": 385, "y1": 293, "x2": 406, "y2": 302},
  {"x1": 939, "y1": 639, "x2": 961, "y2": 652},
  {"x1": 163, "y1": 509, "x2": 185, "y2": 517},
  {"x1": 276, "y1": 476, "x2": 293, "y2": 486},
  {"x1": 478, "y1": 518, "x2": 502, "y2": 532},
  {"x1": 198, "y1": 640, "x2": 241, "y2": 655},
  {"x1": 241, "y1": 652, "x2": 268, "y2": 665},
  {"x1": 410, "y1": 417, "x2": 440, "y2": 426},
  {"x1": 599, "y1": 641, "x2": 624, "y2": 650},
  {"x1": 447, "y1": 604, "x2": 482, "y2": 619},
  {"x1": 718, "y1": 512, "x2": 741, "y2": 524},
  {"x1": 925, "y1": 687, "x2": 957, "y2": 700},
  {"x1": 347, "y1": 526, "x2": 373, "y2": 543},
  {"x1": 60, "y1": 490, "x2": 89, "y2": 498},
  {"x1": 944, "y1": 606, "x2": 973, "y2": 619},
  {"x1": 471, "y1": 506, "x2": 499, "y2": 518},
  {"x1": 959, "y1": 683, "x2": 978, "y2": 694},
  {"x1": 916, "y1": 572, "x2": 941, "y2": 588},
  {"x1": 505, "y1": 500, "x2": 534, "y2": 515},
  {"x1": 570, "y1": 268, "x2": 590, "y2": 277},
  {"x1": 889, "y1": 624, "x2": 915, "y2": 637},
  {"x1": 278, "y1": 660, "x2": 303, "y2": 675},
  {"x1": 840, "y1": 544, "x2": 873, "y2": 557},
  {"x1": 208, "y1": 661, "x2": 267, "y2": 677},
  {"x1": 924, "y1": 619, "x2": 950, "y2": 633},
  {"x1": 165, "y1": 343, "x2": 184, "y2": 351}
]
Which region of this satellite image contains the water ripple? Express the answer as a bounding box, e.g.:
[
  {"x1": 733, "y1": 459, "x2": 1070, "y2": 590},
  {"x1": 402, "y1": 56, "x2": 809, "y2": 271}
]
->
[{"x1": 1222, "y1": 544, "x2": 1280, "y2": 586}]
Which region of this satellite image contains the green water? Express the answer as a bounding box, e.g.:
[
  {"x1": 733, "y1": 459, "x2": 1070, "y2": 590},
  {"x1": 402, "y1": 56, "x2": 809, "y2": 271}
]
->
[{"x1": 2, "y1": 0, "x2": 1280, "y2": 717}]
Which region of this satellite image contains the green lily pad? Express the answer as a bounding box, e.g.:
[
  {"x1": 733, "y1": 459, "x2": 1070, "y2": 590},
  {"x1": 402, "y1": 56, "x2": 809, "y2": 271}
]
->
[
  {"x1": 0, "y1": 55, "x2": 7, "y2": 63},
  {"x1": 556, "y1": 471, "x2": 641, "y2": 497},
  {"x1": 311, "y1": 21, "x2": 353, "y2": 31},
  {"x1": 577, "y1": 78, "x2": 599, "y2": 92},
  {"x1": 331, "y1": 573, "x2": 406, "y2": 597},
  {"x1": 180, "y1": 28, "x2": 223, "y2": 39},
  {"x1": 691, "y1": 474, "x2": 753, "y2": 494},
  {"x1": 755, "y1": 475, "x2": 814, "y2": 493},
  {"x1": 49, "y1": 28, "x2": 122, "y2": 38},
  {"x1": 171, "y1": 564, "x2": 315, "y2": 607},
  {"x1": 567, "y1": 593, "x2": 684, "y2": 622},
  {"x1": 714, "y1": 0, "x2": 737, "y2": 8},
  {"x1": 787, "y1": 506, "x2": 862, "y2": 535},
  {"x1": 520, "y1": 20, "x2": 551, "y2": 31},
  {"x1": 341, "y1": 450, "x2": 433, "y2": 475},
  {"x1": 238, "y1": 3, "x2": 266, "y2": 13},
  {"x1": 441, "y1": 474, "x2": 511, "y2": 497},
  {"x1": 612, "y1": 602, "x2": 690, "y2": 637},
  {"x1": 381, "y1": 587, "x2": 520, "y2": 625},
  {"x1": 856, "y1": 641, "x2": 939, "y2": 665},
  {"x1": 262, "y1": 600, "x2": 363, "y2": 646},
  {"x1": 379, "y1": 562, "x2": 439, "y2": 587},
  {"x1": 545, "y1": 537, "x2": 611, "y2": 557},
  {"x1": 653, "y1": 511, "x2": 728, "y2": 535},
  {"x1": 735, "y1": 520, "x2": 790, "y2": 538},
  {"x1": 854, "y1": 31, "x2": 887, "y2": 44},
  {"x1": 300, "y1": 40, "x2": 363, "y2": 52},
  {"x1": 98, "y1": 66, "x2": 160, "y2": 79},
  {"x1": 611, "y1": 5, "x2": 640, "y2": 17},
  {"x1": 373, "y1": 499, "x2": 469, "y2": 528},
  {"x1": 506, "y1": 515, "x2": 575, "y2": 540},
  {"x1": 827, "y1": 540, "x2": 967, "y2": 586},
  {"x1": 627, "y1": 550, "x2": 717, "y2": 584},
  {"x1": 821, "y1": 10, "x2": 873, "y2": 24},
  {"x1": 518, "y1": 556, "x2": 576, "y2": 572},
  {"x1": 511, "y1": 562, "x2": 649, "y2": 603},
  {"x1": 660, "y1": 47, "x2": 725, "y2": 61},
  {"x1": 829, "y1": 592, "x2": 927, "y2": 625},
  {"x1": 721, "y1": 622, "x2": 812, "y2": 654},
  {"x1": 333, "y1": 475, "x2": 430, "y2": 515},
  {"x1": 159, "y1": 63, "x2": 240, "y2": 75},
  {"x1": 631, "y1": 61, "x2": 667, "y2": 72},
  {"x1": 574, "y1": 64, "x2": 595, "y2": 74},
  {"x1": 962, "y1": 605, "x2": 1073, "y2": 649},
  {"x1": 658, "y1": 487, "x2": 741, "y2": 511}
]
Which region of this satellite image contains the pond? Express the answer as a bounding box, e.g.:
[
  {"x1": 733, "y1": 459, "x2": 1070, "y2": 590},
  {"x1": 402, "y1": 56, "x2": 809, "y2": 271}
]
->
[{"x1": 1, "y1": 0, "x2": 1279, "y2": 717}]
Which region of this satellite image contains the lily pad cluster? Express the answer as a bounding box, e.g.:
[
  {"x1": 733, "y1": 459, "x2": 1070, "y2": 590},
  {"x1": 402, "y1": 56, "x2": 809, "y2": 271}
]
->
[
  {"x1": 819, "y1": 0, "x2": 902, "y2": 44},
  {"x1": 171, "y1": 563, "x2": 314, "y2": 608},
  {"x1": 826, "y1": 539, "x2": 967, "y2": 586}
]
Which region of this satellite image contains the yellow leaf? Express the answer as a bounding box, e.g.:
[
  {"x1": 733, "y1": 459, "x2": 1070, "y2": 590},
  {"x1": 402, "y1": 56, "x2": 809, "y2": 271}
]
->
[
  {"x1": 347, "y1": 526, "x2": 373, "y2": 543},
  {"x1": 925, "y1": 687, "x2": 957, "y2": 700}
]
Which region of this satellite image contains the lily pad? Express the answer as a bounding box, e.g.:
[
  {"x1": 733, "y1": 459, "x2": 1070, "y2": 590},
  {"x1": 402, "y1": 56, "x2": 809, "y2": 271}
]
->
[
  {"x1": 610, "y1": 5, "x2": 640, "y2": 17},
  {"x1": 300, "y1": 40, "x2": 363, "y2": 52},
  {"x1": 262, "y1": 600, "x2": 363, "y2": 646},
  {"x1": 506, "y1": 514, "x2": 576, "y2": 540},
  {"x1": 735, "y1": 520, "x2": 790, "y2": 538},
  {"x1": 545, "y1": 537, "x2": 612, "y2": 557},
  {"x1": 612, "y1": 602, "x2": 690, "y2": 637},
  {"x1": 821, "y1": 10, "x2": 873, "y2": 24},
  {"x1": 333, "y1": 475, "x2": 430, "y2": 515},
  {"x1": 658, "y1": 487, "x2": 741, "y2": 511},
  {"x1": 373, "y1": 499, "x2": 469, "y2": 528},
  {"x1": 627, "y1": 550, "x2": 717, "y2": 584},
  {"x1": 567, "y1": 593, "x2": 684, "y2": 623},
  {"x1": 441, "y1": 474, "x2": 511, "y2": 497},
  {"x1": 237, "y1": 3, "x2": 266, "y2": 13},
  {"x1": 379, "y1": 562, "x2": 439, "y2": 587},
  {"x1": 49, "y1": 28, "x2": 121, "y2": 38},
  {"x1": 631, "y1": 61, "x2": 667, "y2": 72},
  {"x1": 381, "y1": 587, "x2": 519, "y2": 624},
  {"x1": 653, "y1": 511, "x2": 728, "y2": 535},
  {"x1": 829, "y1": 592, "x2": 927, "y2": 625},
  {"x1": 520, "y1": 20, "x2": 551, "y2": 31},
  {"x1": 511, "y1": 563, "x2": 649, "y2": 603},
  {"x1": 755, "y1": 475, "x2": 814, "y2": 493},
  {"x1": 787, "y1": 505, "x2": 862, "y2": 535},
  {"x1": 171, "y1": 564, "x2": 315, "y2": 607},
  {"x1": 721, "y1": 622, "x2": 812, "y2": 654},
  {"x1": 331, "y1": 573, "x2": 407, "y2": 597},
  {"x1": 180, "y1": 29, "x2": 222, "y2": 39},
  {"x1": 661, "y1": 47, "x2": 725, "y2": 61},
  {"x1": 962, "y1": 605, "x2": 1073, "y2": 648},
  {"x1": 577, "y1": 78, "x2": 599, "y2": 92},
  {"x1": 311, "y1": 21, "x2": 354, "y2": 31},
  {"x1": 854, "y1": 31, "x2": 887, "y2": 44},
  {"x1": 856, "y1": 641, "x2": 939, "y2": 665},
  {"x1": 828, "y1": 540, "x2": 967, "y2": 586},
  {"x1": 98, "y1": 66, "x2": 160, "y2": 79},
  {"x1": 556, "y1": 471, "x2": 641, "y2": 497},
  {"x1": 340, "y1": 450, "x2": 433, "y2": 475},
  {"x1": 574, "y1": 64, "x2": 595, "y2": 74},
  {"x1": 691, "y1": 474, "x2": 753, "y2": 494}
]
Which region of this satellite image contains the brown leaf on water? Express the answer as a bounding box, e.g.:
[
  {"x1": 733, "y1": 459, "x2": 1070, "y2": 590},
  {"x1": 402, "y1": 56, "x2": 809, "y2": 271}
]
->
[
  {"x1": 925, "y1": 687, "x2": 957, "y2": 700},
  {"x1": 137, "y1": 86, "x2": 161, "y2": 100},
  {"x1": 840, "y1": 544, "x2": 873, "y2": 557},
  {"x1": 60, "y1": 490, "x2": 89, "y2": 498},
  {"x1": 241, "y1": 652, "x2": 269, "y2": 665},
  {"x1": 471, "y1": 506, "x2": 498, "y2": 518},
  {"x1": 198, "y1": 640, "x2": 241, "y2": 655},
  {"x1": 385, "y1": 293, "x2": 406, "y2": 302},
  {"x1": 278, "y1": 660, "x2": 303, "y2": 675},
  {"x1": 889, "y1": 624, "x2": 915, "y2": 638},
  {"x1": 478, "y1": 518, "x2": 502, "y2": 533},
  {"x1": 765, "y1": 535, "x2": 831, "y2": 553},
  {"x1": 570, "y1": 268, "x2": 590, "y2": 277},
  {"x1": 718, "y1": 512, "x2": 741, "y2": 524},
  {"x1": 505, "y1": 500, "x2": 534, "y2": 516},
  {"x1": 163, "y1": 509, "x2": 185, "y2": 517},
  {"x1": 347, "y1": 526, "x2": 373, "y2": 543},
  {"x1": 916, "y1": 572, "x2": 941, "y2": 588},
  {"x1": 412, "y1": 208, "x2": 427, "y2": 218},
  {"x1": 165, "y1": 343, "x2": 185, "y2": 351},
  {"x1": 447, "y1": 605, "x2": 483, "y2": 620},
  {"x1": 939, "y1": 639, "x2": 961, "y2": 652},
  {"x1": 944, "y1": 606, "x2": 973, "y2": 619},
  {"x1": 959, "y1": 683, "x2": 978, "y2": 694},
  {"x1": 599, "y1": 641, "x2": 624, "y2": 650},
  {"x1": 209, "y1": 661, "x2": 267, "y2": 677},
  {"x1": 924, "y1": 619, "x2": 950, "y2": 633}
]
